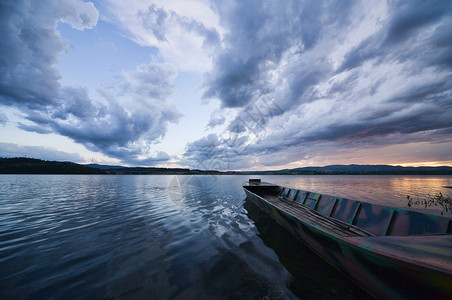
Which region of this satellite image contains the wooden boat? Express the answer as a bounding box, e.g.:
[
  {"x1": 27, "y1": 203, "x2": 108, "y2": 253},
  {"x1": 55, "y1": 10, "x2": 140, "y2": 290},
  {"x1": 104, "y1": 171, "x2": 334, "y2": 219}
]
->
[{"x1": 243, "y1": 179, "x2": 452, "y2": 299}]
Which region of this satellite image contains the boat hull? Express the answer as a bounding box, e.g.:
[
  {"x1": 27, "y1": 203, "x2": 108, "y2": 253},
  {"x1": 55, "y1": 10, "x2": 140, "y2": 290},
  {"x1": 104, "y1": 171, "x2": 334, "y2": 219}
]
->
[{"x1": 244, "y1": 187, "x2": 452, "y2": 299}]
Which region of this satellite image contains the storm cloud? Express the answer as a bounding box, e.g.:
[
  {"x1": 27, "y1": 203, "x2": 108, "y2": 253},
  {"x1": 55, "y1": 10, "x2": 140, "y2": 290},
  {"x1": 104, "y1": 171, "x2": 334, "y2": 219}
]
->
[
  {"x1": 0, "y1": 0, "x2": 180, "y2": 165},
  {"x1": 0, "y1": 0, "x2": 98, "y2": 109},
  {"x1": 187, "y1": 0, "x2": 452, "y2": 169},
  {"x1": 202, "y1": 0, "x2": 357, "y2": 108}
]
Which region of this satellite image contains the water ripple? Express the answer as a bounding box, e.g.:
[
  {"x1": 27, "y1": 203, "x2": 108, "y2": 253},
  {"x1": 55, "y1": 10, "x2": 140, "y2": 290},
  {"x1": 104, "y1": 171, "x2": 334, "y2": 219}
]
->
[{"x1": 1, "y1": 174, "x2": 450, "y2": 299}]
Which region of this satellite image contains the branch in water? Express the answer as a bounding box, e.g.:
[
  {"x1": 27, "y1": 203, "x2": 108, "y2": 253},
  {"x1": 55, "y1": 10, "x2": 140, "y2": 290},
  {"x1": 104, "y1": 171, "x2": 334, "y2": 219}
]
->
[{"x1": 407, "y1": 192, "x2": 452, "y2": 215}]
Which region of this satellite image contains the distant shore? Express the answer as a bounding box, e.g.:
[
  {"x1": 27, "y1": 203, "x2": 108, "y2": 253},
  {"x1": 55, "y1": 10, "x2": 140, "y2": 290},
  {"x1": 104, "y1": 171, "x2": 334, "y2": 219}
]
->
[{"x1": 2, "y1": 157, "x2": 452, "y2": 175}]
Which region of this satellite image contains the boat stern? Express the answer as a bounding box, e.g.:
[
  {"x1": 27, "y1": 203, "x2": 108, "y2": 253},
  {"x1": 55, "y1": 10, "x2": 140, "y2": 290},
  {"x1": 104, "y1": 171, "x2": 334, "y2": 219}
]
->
[{"x1": 243, "y1": 179, "x2": 281, "y2": 195}]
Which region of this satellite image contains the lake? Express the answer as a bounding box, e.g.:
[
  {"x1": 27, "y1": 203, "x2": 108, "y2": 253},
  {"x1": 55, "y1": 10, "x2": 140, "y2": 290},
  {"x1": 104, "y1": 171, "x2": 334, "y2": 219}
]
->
[{"x1": 1, "y1": 175, "x2": 451, "y2": 299}]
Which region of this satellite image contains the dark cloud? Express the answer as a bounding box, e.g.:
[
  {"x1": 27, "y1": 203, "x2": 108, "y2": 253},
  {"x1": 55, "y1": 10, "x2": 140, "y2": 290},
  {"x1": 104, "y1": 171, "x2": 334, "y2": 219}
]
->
[
  {"x1": 17, "y1": 122, "x2": 53, "y2": 135},
  {"x1": 0, "y1": 0, "x2": 98, "y2": 109},
  {"x1": 339, "y1": 0, "x2": 452, "y2": 73},
  {"x1": 39, "y1": 62, "x2": 179, "y2": 165},
  {"x1": 207, "y1": 113, "x2": 226, "y2": 128},
  {"x1": 175, "y1": 14, "x2": 220, "y2": 49},
  {"x1": 184, "y1": 134, "x2": 223, "y2": 169},
  {"x1": 0, "y1": 1, "x2": 180, "y2": 166},
  {"x1": 0, "y1": 0, "x2": 97, "y2": 109},
  {"x1": 337, "y1": 34, "x2": 382, "y2": 73},
  {"x1": 185, "y1": 93, "x2": 286, "y2": 169},
  {"x1": 53, "y1": 86, "x2": 99, "y2": 120},
  {"x1": 203, "y1": 0, "x2": 357, "y2": 108},
  {"x1": 185, "y1": 134, "x2": 222, "y2": 161},
  {"x1": 0, "y1": 113, "x2": 8, "y2": 125},
  {"x1": 383, "y1": 0, "x2": 451, "y2": 45},
  {"x1": 187, "y1": 0, "x2": 452, "y2": 169}
]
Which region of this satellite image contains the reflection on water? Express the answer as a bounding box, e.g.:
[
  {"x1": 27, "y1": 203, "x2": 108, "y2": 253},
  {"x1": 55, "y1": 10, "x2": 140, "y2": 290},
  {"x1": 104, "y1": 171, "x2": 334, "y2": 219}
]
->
[
  {"x1": 0, "y1": 174, "x2": 450, "y2": 299},
  {"x1": 0, "y1": 175, "x2": 295, "y2": 299},
  {"x1": 243, "y1": 198, "x2": 372, "y2": 299},
  {"x1": 257, "y1": 175, "x2": 452, "y2": 213}
]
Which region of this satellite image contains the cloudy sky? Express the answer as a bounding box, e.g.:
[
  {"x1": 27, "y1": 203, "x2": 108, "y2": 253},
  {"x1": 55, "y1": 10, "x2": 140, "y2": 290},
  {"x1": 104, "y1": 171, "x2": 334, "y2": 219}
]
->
[{"x1": 1, "y1": 0, "x2": 451, "y2": 170}]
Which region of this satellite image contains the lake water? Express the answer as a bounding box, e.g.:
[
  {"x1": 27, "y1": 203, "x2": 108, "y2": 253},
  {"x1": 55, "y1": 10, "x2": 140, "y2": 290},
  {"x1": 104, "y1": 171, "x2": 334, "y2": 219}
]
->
[{"x1": 1, "y1": 175, "x2": 451, "y2": 299}]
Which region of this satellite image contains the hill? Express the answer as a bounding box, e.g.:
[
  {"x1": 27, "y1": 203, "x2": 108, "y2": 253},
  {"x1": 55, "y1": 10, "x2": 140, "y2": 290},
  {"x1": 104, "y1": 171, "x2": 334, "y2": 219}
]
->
[
  {"x1": 274, "y1": 164, "x2": 452, "y2": 175},
  {"x1": 0, "y1": 158, "x2": 223, "y2": 175},
  {"x1": 1, "y1": 158, "x2": 452, "y2": 175},
  {"x1": 0, "y1": 158, "x2": 106, "y2": 174}
]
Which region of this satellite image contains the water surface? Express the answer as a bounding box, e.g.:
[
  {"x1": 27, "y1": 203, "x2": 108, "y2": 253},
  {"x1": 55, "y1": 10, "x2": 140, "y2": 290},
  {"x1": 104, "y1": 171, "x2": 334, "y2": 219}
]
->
[{"x1": 1, "y1": 175, "x2": 450, "y2": 299}]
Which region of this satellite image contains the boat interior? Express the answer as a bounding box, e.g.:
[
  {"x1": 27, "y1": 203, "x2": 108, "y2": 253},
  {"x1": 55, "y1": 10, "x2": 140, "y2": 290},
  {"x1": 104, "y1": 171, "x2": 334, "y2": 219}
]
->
[{"x1": 244, "y1": 182, "x2": 452, "y2": 237}]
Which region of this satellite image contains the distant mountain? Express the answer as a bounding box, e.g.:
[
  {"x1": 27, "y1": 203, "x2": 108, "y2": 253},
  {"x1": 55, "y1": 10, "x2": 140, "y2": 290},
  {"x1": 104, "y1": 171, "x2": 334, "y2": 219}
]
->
[
  {"x1": 2, "y1": 158, "x2": 452, "y2": 175},
  {"x1": 86, "y1": 163, "x2": 126, "y2": 170},
  {"x1": 0, "y1": 158, "x2": 222, "y2": 175},
  {"x1": 0, "y1": 157, "x2": 105, "y2": 174},
  {"x1": 275, "y1": 164, "x2": 452, "y2": 175}
]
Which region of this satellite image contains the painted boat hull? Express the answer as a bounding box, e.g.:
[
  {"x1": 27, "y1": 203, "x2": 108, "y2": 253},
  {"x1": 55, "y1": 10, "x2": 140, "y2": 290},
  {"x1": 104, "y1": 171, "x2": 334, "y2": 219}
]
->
[{"x1": 244, "y1": 185, "x2": 452, "y2": 299}]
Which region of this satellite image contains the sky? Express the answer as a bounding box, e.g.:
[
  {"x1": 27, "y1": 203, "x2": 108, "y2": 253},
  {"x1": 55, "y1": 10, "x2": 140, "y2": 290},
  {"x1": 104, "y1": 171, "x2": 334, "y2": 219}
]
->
[{"x1": 1, "y1": 0, "x2": 452, "y2": 171}]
